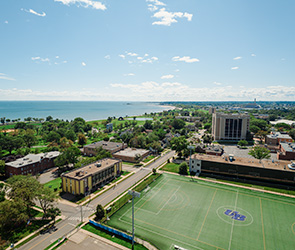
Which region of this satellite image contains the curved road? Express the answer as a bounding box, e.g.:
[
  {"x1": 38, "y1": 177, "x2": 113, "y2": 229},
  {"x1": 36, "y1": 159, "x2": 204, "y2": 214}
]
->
[{"x1": 19, "y1": 151, "x2": 175, "y2": 250}]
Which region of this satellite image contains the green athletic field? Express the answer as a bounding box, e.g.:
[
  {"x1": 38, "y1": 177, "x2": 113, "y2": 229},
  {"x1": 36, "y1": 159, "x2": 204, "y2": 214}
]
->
[{"x1": 108, "y1": 173, "x2": 295, "y2": 250}]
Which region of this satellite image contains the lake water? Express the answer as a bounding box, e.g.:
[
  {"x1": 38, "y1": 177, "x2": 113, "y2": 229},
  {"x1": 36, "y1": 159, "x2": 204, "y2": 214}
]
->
[{"x1": 0, "y1": 101, "x2": 172, "y2": 121}]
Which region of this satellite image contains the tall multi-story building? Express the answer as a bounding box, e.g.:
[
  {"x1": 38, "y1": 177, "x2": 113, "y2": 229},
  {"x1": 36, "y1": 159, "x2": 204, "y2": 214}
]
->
[{"x1": 212, "y1": 113, "x2": 250, "y2": 141}]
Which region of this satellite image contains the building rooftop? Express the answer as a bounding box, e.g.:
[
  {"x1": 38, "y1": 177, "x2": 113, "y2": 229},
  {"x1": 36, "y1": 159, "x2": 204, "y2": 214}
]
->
[
  {"x1": 280, "y1": 143, "x2": 295, "y2": 153},
  {"x1": 270, "y1": 119, "x2": 295, "y2": 126},
  {"x1": 113, "y1": 148, "x2": 149, "y2": 157},
  {"x1": 84, "y1": 141, "x2": 126, "y2": 151},
  {"x1": 6, "y1": 151, "x2": 60, "y2": 168},
  {"x1": 266, "y1": 132, "x2": 292, "y2": 140},
  {"x1": 63, "y1": 158, "x2": 120, "y2": 180},
  {"x1": 191, "y1": 153, "x2": 292, "y2": 172}
]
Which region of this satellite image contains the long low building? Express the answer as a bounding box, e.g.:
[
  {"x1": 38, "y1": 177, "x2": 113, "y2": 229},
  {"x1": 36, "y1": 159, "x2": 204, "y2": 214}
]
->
[
  {"x1": 113, "y1": 148, "x2": 150, "y2": 163},
  {"x1": 83, "y1": 141, "x2": 127, "y2": 156},
  {"x1": 189, "y1": 153, "x2": 295, "y2": 185},
  {"x1": 61, "y1": 158, "x2": 122, "y2": 195},
  {"x1": 5, "y1": 151, "x2": 60, "y2": 177}
]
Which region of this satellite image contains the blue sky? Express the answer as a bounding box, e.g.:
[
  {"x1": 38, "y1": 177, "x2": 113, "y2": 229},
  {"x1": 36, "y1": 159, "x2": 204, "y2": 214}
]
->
[{"x1": 0, "y1": 0, "x2": 294, "y2": 101}]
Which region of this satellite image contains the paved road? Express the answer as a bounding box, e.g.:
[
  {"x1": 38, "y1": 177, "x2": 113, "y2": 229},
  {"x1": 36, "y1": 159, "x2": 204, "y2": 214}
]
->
[{"x1": 19, "y1": 151, "x2": 175, "y2": 250}]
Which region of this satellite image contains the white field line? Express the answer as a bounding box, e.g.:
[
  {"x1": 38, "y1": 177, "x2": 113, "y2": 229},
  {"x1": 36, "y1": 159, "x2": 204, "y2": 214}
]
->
[
  {"x1": 156, "y1": 186, "x2": 180, "y2": 215},
  {"x1": 228, "y1": 190, "x2": 239, "y2": 250},
  {"x1": 119, "y1": 218, "x2": 204, "y2": 250},
  {"x1": 119, "y1": 176, "x2": 167, "y2": 221}
]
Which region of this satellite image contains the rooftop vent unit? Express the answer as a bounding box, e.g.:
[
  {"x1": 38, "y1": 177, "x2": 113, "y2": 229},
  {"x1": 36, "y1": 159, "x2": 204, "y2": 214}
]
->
[
  {"x1": 96, "y1": 163, "x2": 102, "y2": 168},
  {"x1": 76, "y1": 171, "x2": 80, "y2": 176}
]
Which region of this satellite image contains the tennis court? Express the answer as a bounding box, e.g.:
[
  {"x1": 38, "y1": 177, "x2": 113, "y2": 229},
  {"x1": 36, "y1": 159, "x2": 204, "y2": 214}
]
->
[{"x1": 108, "y1": 173, "x2": 295, "y2": 250}]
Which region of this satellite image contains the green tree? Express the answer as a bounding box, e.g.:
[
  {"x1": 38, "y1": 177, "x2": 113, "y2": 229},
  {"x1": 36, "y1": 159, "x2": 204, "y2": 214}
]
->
[
  {"x1": 36, "y1": 186, "x2": 59, "y2": 218},
  {"x1": 7, "y1": 175, "x2": 41, "y2": 217},
  {"x1": 171, "y1": 119, "x2": 185, "y2": 130},
  {"x1": 248, "y1": 146, "x2": 271, "y2": 162},
  {"x1": 179, "y1": 162, "x2": 188, "y2": 175},
  {"x1": 0, "y1": 135, "x2": 24, "y2": 154},
  {"x1": 47, "y1": 207, "x2": 61, "y2": 225},
  {"x1": 78, "y1": 133, "x2": 87, "y2": 146},
  {"x1": 170, "y1": 136, "x2": 188, "y2": 158},
  {"x1": 95, "y1": 204, "x2": 105, "y2": 221},
  {"x1": 143, "y1": 120, "x2": 153, "y2": 130},
  {"x1": 0, "y1": 199, "x2": 29, "y2": 232},
  {"x1": 22, "y1": 129, "x2": 37, "y2": 148},
  {"x1": 289, "y1": 129, "x2": 295, "y2": 140},
  {"x1": 46, "y1": 131, "x2": 61, "y2": 143},
  {"x1": 237, "y1": 140, "x2": 248, "y2": 147},
  {"x1": 65, "y1": 129, "x2": 77, "y2": 142},
  {"x1": 202, "y1": 134, "x2": 213, "y2": 144},
  {"x1": 0, "y1": 160, "x2": 5, "y2": 175}
]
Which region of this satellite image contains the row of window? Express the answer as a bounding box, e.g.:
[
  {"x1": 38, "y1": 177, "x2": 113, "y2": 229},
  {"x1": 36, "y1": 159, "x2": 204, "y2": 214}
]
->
[{"x1": 93, "y1": 166, "x2": 115, "y2": 185}]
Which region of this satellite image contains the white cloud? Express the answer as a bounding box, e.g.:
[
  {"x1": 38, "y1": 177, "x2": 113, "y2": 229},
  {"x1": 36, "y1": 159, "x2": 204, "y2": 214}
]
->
[
  {"x1": 4, "y1": 21, "x2": 8, "y2": 24},
  {"x1": 124, "y1": 73, "x2": 135, "y2": 76},
  {"x1": 31, "y1": 57, "x2": 50, "y2": 62},
  {"x1": 146, "y1": 0, "x2": 166, "y2": 6},
  {"x1": 175, "y1": 69, "x2": 180, "y2": 72},
  {"x1": 56, "y1": 56, "x2": 59, "y2": 59},
  {"x1": 251, "y1": 53, "x2": 256, "y2": 57},
  {"x1": 54, "y1": 0, "x2": 106, "y2": 10},
  {"x1": 152, "y1": 8, "x2": 193, "y2": 26},
  {"x1": 82, "y1": 62, "x2": 86, "y2": 66},
  {"x1": 120, "y1": 52, "x2": 159, "y2": 64},
  {"x1": 22, "y1": 9, "x2": 46, "y2": 17},
  {"x1": 0, "y1": 73, "x2": 15, "y2": 81},
  {"x1": 104, "y1": 55, "x2": 111, "y2": 59},
  {"x1": 233, "y1": 56, "x2": 242, "y2": 60},
  {"x1": 161, "y1": 74, "x2": 174, "y2": 79},
  {"x1": 127, "y1": 52, "x2": 138, "y2": 57},
  {"x1": 162, "y1": 82, "x2": 181, "y2": 87},
  {"x1": 231, "y1": 67, "x2": 239, "y2": 70},
  {"x1": 172, "y1": 56, "x2": 199, "y2": 63},
  {"x1": 213, "y1": 81, "x2": 222, "y2": 86},
  {"x1": 1, "y1": 85, "x2": 295, "y2": 101}
]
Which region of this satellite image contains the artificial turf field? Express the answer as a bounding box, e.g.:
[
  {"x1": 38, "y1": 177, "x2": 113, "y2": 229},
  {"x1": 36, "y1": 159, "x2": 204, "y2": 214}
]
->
[{"x1": 108, "y1": 173, "x2": 295, "y2": 250}]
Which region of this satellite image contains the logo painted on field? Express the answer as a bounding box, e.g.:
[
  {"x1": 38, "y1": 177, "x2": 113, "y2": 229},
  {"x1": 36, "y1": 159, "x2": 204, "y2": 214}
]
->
[
  {"x1": 216, "y1": 206, "x2": 254, "y2": 226},
  {"x1": 224, "y1": 209, "x2": 246, "y2": 221}
]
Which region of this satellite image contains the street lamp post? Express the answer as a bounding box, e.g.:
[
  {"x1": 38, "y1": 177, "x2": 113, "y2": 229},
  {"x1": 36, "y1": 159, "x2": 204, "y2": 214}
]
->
[{"x1": 128, "y1": 190, "x2": 141, "y2": 250}]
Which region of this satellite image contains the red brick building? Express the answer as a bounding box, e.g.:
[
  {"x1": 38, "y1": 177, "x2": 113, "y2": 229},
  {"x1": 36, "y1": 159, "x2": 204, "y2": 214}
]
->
[
  {"x1": 5, "y1": 151, "x2": 60, "y2": 177},
  {"x1": 277, "y1": 143, "x2": 295, "y2": 160}
]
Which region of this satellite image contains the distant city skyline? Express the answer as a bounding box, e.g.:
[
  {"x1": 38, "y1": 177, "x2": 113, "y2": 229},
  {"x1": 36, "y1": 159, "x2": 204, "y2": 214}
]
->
[{"x1": 0, "y1": 0, "x2": 294, "y2": 101}]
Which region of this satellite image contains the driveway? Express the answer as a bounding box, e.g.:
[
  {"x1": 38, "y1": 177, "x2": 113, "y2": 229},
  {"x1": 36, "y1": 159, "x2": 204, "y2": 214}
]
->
[{"x1": 38, "y1": 167, "x2": 58, "y2": 184}]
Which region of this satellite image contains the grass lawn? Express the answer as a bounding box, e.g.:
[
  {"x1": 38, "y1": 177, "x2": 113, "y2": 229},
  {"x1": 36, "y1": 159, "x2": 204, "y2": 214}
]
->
[
  {"x1": 143, "y1": 155, "x2": 155, "y2": 163},
  {"x1": 82, "y1": 223, "x2": 148, "y2": 250},
  {"x1": 160, "y1": 163, "x2": 179, "y2": 173},
  {"x1": 108, "y1": 173, "x2": 295, "y2": 250},
  {"x1": 44, "y1": 177, "x2": 62, "y2": 192},
  {"x1": 122, "y1": 161, "x2": 135, "y2": 166}
]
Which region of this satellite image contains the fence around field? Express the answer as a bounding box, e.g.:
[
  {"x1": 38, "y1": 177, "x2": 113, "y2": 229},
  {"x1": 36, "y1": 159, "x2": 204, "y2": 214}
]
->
[{"x1": 89, "y1": 220, "x2": 133, "y2": 241}]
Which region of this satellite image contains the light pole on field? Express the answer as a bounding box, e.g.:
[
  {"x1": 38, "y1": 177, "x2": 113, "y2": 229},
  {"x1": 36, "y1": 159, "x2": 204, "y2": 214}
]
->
[{"x1": 128, "y1": 189, "x2": 141, "y2": 250}]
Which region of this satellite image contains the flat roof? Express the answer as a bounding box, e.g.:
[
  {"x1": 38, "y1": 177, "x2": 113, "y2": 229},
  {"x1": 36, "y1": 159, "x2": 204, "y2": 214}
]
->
[
  {"x1": 191, "y1": 153, "x2": 292, "y2": 172},
  {"x1": 267, "y1": 132, "x2": 292, "y2": 140},
  {"x1": 280, "y1": 143, "x2": 295, "y2": 153},
  {"x1": 6, "y1": 151, "x2": 60, "y2": 168},
  {"x1": 113, "y1": 148, "x2": 149, "y2": 158},
  {"x1": 270, "y1": 119, "x2": 295, "y2": 126},
  {"x1": 63, "y1": 158, "x2": 120, "y2": 180},
  {"x1": 84, "y1": 141, "x2": 126, "y2": 151}
]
